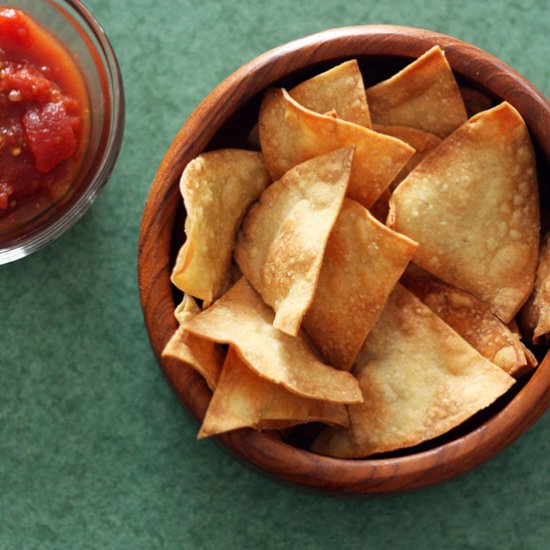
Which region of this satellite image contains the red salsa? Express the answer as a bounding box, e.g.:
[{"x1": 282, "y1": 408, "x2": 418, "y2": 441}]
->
[{"x1": 0, "y1": 8, "x2": 90, "y2": 230}]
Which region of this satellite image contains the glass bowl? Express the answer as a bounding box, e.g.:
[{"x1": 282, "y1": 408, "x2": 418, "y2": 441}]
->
[{"x1": 0, "y1": 0, "x2": 125, "y2": 264}]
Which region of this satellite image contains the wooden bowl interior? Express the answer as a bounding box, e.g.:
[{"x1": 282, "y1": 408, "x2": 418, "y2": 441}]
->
[{"x1": 141, "y1": 26, "x2": 550, "y2": 493}]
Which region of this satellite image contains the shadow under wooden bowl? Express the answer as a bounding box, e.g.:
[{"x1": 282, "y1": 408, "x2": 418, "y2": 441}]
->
[{"x1": 138, "y1": 25, "x2": 550, "y2": 494}]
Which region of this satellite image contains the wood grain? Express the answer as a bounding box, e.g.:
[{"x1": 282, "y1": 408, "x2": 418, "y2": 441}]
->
[{"x1": 138, "y1": 25, "x2": 550, "y2": 494}]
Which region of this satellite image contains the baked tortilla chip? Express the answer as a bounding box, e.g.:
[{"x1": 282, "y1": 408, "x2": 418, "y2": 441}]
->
[
  {"x1": 389, "y1": 102, "x2": 540, "y2": 323},
  {"x1": 402, "y1": 272, "x2": 537, "y2": 377},
  {"x1": 171, "y1": 149, "x2": 271, "y2": 303},
  {"x1": 162, "y1": 295, "x2": 225, "y2": 390},
  {"x1": 184, "y1": 278, "x2": 363, "y2": 404},
  {"x1": 235, "y1": 148, "x2": 352, "y2": 336},
  {"x1": 303, "y1": 199, "x2": 417, "y2": 370},
  {"x1": 259, "y1": 88, "x2": 414, "y2": 207},
  {"x1": 366, "y1": 46, "x2": 467, "y2": 138},
  {"x1": 289, "y1": 59, "x2": 372, "y2": 128},
  {"x1": 373, "y1": 124, "x2": 442, "y2": 187},
  {"x1": 521, "y1": 231, "x2": 550, "y2": 344},
  {"x1": 198, "y1": 348, "x2": 349, "y2": 438},
  {"x1": 312, "y1": 285, "x2": 515, "y2": 458}
]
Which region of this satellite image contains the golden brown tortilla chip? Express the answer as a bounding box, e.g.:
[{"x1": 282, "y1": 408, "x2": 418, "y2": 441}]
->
[
  {"x1": 402, "y1": 272, "x2": 537, "y2": 377},
  {"x1": 235, "y1": 148, "x2": 352, "y2": 336},
  {"x1": 312, "y1": 284, "x2": 515, "y2": 458},
  {"x1": 521, "y1": 231, "x2": 550, "y2": 344},
  {"x1": 171, "y1": 149, "x2": 271, "y2": 303},
  {"x1": 184, "y1": 278, "x2": 363, "y2": 404},
  {"x1": 198, "y1": 348, "x2": 349, "y2": 438},
  {"x1": 162, "y1": 295, "x2": 225, "y2": 390},
  {"x1": 259, "y1": 88, "x2": 414, "y2": 207},
  {"x1": 366, "y1": 46, "x2": 467, "y2": 138},
  {"x1": 311, "y1": 426, "x2": 357, "y2": 458},
  {"x1": 303, "y1": 199, "x2": 417, "y2": 370},
  {"x1": 388, "y1": 102, "x2": 540, "y2": 323},
  {"x1": 289, "y1": 59, "x2": 372, "y2": 128},
  {"x1": 373, "y1": 124, "x2": 442, "y2": 187}
]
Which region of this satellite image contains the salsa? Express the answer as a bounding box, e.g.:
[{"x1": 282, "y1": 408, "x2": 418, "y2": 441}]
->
[{"x1": 0, "y1": 7, "x2": 90, "y2": 230}]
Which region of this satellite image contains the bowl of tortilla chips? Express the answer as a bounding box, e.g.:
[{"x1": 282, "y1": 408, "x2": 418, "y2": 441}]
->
[{"x1": 138, "y1": 25, "x2": 550, "y2": 493}]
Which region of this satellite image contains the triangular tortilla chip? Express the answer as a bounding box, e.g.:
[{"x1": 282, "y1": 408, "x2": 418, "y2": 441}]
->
[
  {"x1": 259, "y1": 88, "x2": 414, "y2": 207},
  {"x1": 402, "y1": 272, "x2": 537, "y2": 377},
  {"x1": 372, "y1": 124, "x2": 442, "y2": 187},
  {"x1": 162, "y1": 295, "x2": 225, "y2": 390},
  {"x1": 303, "y1": 199, "x2": 417, "y2": 370},
  {"x1": 521, "y1": 230, "x2": 550, "y2": 344},
  {"x1": 388, "y1": 102, "x2": 540, "y2": 323},
  {"x1": 198, "y1": 348, "x2": 349, "y2": 438},
  {"x1": 312, "y1": 284, "x2": 515, "y2": 458},
  {"x1": 184, "y1": 278, "x2": 363, "y2": 404},
  {"x1": 235, "y1": 148, "x2": 352, "y2": 336},
  {"x1": 171, "y1": 149, "x2": 271, "y2": 303},
  {"x1": 289, "y1": 59, "x2": 372, "y2": 128},
  {"x1": 366, "y1": 46, "x2": 467, "y2": 138}
]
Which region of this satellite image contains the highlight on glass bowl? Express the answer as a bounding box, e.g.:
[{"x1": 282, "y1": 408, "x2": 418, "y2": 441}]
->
[
  {"x1": 0, "y1": 0, "x2": 124, "y2": 264},
  {"x1": 138, "y1": 26, "x2": 550, "y2": 494}
]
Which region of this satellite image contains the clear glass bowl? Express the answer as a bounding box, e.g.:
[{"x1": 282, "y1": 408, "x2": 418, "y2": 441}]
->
[{"x1": 0, "y1": 0, "x2": 125, "y2": 264}]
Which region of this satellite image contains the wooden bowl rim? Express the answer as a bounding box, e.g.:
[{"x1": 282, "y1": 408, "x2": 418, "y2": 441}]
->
[{"x1": 138, "y1": 25, "x2": 550, "y2": 494}]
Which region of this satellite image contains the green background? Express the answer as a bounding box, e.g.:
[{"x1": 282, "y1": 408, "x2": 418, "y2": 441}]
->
[{"x1": 2, "y1": 0, "x2": 550, "y2": 548}]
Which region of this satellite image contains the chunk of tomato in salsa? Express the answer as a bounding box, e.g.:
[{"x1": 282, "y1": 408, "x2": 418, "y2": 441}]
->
[
  {"x1": 0, "y1": 7, "x2": 89, "y2": 220},
  {"x1": 23, "y1": 102, "x2": 78, "y2": 173}
]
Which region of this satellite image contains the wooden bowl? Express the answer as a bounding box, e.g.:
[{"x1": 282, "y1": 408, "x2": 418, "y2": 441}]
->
[{"x1": 138, "y1": 25, "x2": 550, "y2": 494}]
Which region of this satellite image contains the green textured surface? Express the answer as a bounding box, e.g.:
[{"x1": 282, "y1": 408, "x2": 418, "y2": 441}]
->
[{"x1": 2, "y1": 0, "x2": 550, "y2": 548}]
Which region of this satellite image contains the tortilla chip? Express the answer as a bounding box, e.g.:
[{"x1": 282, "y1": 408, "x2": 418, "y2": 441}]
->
[
  {"x1": 460, "y1": 86, "x2": 493, "y2": 117},
  {"x1": 312, "y1": 285, "x2": 515, "y2": 458},
  {"x1": 303, "y1": 199, "x2": 417, "y2": 370},
  {"x1": 162, "y1": 295, "x2": 225, "y2": 390},
  {"x1": 235, "y1": 148, "x2": 352, "y2": 336},
  {"x1": 174, "y1": 293, "x2": 200, "y2": 324},
  {"x1": 388, "y1": 102, "x2": 540, "y2": 323},
  {"x1": 311, "y1": 426, "x2": 357, "y2": 458},
  {"x1": 402, "y1": 272, "x2": 537, "y2": 377},
  {"x1": 373, "y1": 124, "x2": 442, "y2": 187},
  {"x1": 184, "y1": 278, "x2": 363, "y2": 404},
  {"x1": 259, "y1": 88, "x2": 414, "y2": 208},
  {"x1": 289, "y1": 59, "x2": 372, "y2": 128},
  {"x1": 171, "y1": 149, "x2": 271, "y2": 303},
  {"x1": 366, "y1": 46, "x2": 467, "y2": 138},
  {"x1": 198, "y1": 348, "x2": 349, "y2": 438},
  {"x1": 521, "y1": 231, "x2": 550, "y2": 344}
]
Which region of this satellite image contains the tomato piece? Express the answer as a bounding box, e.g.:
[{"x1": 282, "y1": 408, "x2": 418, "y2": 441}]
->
[
  {"x1": 23, "y1": 102, "x2": 77, "y2": 173},
  {"x1": 0, "y1": 8, "x2": 32, "y2": 49},
  {"x1": 0, "y1": 65, "x2": 53, "y2": 102}
]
